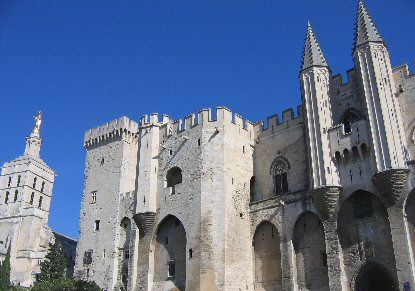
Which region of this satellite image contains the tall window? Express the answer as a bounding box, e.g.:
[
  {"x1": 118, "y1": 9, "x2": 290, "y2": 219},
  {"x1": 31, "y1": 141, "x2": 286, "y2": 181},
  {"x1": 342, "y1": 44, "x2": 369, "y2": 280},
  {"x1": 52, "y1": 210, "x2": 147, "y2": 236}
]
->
[
  {"x1": 270, "y1": 155, "x2": 289, "y2": 195},
  {"x1": 14, "y1": 190, "x2": 18, "y2": 202},
  {"x1": 167, "y1": 260, "x2": 176, "y2": 278},
  {"x1": 7, "y1": 177, "x2": 11, "y2": 187},
  {"x1": 95, "y1": 220, "x2": 100, "y2": 231},
  {"x1": 166, "y1": 167, "x2": 182, "y2": 194},
  {"x1": 17, "y1": 175, "x2": 21, "y2": 186},
  {"x1": 91, "y1": 191, "x2": 97, "y2": 204},
  {"x1": 5, "y1": 191, "x2": 9, "y2": 204},
  {"x1": 33, "y1": 177, "x2": 37, "y2": 189},
  {"x1": 38, "y1": 196, "x2": 43, "y2": 209},
  {"x1": 41, "y1": 181, "x2": 45, "y2": 193},
  {"x1": 30, "y1": 192, "x2": 35, "y2": 205},
  {"x1": 341, "y1": 108, "x2": 361, "y2": 134}
]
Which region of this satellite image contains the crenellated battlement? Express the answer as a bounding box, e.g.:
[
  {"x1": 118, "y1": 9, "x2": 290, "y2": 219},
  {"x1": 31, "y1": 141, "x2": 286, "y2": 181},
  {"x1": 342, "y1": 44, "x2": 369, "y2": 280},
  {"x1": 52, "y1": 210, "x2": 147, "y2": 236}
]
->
[
  {"x1": 331, "y1": 69, "x2": 357, "y2": 94},
  {"x1": 139, "y1": 107, "x2": 256, "y2": 139},
  {"x1": 257, "y1": 105, "x2": 304, "y2": 138},
  {"x1": 84, "y1": 116, "x2": 139, "y2": 149}
]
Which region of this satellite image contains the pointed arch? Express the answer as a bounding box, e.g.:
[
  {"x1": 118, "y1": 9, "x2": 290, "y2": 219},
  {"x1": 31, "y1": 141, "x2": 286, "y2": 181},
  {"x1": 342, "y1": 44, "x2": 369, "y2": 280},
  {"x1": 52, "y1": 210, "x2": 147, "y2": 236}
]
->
[
  {"x1": 152, "y1": 215, "x2": 187, "y2": 290},
  {"x1": 252, "y1": 221, "x2": 282, "y2": 290},
  {"x1": 293, "y1": 212, "x2": 329, "y2": 291},
  {"x1": 337, "y1": 190, "x2": 396, "y2": 285}
]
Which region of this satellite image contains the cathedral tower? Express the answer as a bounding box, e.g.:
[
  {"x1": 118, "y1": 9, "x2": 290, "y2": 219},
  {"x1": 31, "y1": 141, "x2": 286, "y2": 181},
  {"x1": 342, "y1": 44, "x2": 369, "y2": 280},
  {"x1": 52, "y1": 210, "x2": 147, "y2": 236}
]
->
[{"x1": 0, "y1": 112, "x2": 56, "y2": 287}]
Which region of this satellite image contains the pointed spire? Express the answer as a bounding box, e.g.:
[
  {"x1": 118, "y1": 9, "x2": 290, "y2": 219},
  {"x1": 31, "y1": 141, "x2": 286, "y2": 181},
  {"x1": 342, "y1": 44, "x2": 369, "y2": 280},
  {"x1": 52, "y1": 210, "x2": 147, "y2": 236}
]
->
[
  {"x1": 354, "y1": 1, "x2": 383, "y2": 49},
  {"x1": 301, "y1": 22, "x2": 328, "y2": 71}
]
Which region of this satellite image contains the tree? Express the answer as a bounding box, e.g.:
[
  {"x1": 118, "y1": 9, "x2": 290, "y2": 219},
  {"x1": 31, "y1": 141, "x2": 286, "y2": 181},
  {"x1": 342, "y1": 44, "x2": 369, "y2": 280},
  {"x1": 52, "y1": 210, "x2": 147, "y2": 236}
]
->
[
  {"x1": 36, "y1": 241, "x2": 68, "y2": 282},
  {"x1": 0, "y1": 250, "x2": 11, "y2": 290}
]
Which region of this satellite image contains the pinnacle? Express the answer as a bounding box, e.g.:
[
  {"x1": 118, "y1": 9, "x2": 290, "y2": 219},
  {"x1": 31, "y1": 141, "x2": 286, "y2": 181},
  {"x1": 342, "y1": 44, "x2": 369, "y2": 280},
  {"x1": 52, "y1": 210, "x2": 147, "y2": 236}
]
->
[
  {"x1": 354, "y1": 0, "x2": 383, "y2": 49},
  {"x1": 301, "y1": 22, "x2": 328, "y2": 71}
]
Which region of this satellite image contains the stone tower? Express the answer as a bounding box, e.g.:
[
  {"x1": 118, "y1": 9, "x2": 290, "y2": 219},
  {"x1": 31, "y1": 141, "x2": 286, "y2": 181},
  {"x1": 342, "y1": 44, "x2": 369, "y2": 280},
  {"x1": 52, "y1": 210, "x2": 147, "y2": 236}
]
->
[
  {"x1": 300, "y1": 23, "x2": 345, "y2": 290},
  {"x1": 353, "y1": 1, "x2": 413, "y2": 286},
  {"x1": 74, "y1": 117, "x2": 139, "y2": 290},
  {"x1": 0, "y1": 112, "x2": 56, "y2": 287}
]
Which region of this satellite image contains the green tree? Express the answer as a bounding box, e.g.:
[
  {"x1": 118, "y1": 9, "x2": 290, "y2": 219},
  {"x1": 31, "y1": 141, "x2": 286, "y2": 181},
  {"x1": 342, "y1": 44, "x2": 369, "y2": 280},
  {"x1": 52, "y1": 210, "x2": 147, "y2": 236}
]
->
[
  {"x1": 36, "y1": 241, "x2": 68, "y2": 282},
  {"x1": 0, "y1": 250, "x2": 11, "y2": 290}
]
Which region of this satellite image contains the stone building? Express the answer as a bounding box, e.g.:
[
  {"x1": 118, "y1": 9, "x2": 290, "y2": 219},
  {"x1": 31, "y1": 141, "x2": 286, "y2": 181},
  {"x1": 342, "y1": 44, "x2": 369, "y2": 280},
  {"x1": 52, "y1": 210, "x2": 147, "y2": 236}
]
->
[
  {"x1": 74, "y1": 2, "x2": 415, "y2": 290},
  {"x1": 0, "y1": 113, "x2": 77, "y2": 287}
]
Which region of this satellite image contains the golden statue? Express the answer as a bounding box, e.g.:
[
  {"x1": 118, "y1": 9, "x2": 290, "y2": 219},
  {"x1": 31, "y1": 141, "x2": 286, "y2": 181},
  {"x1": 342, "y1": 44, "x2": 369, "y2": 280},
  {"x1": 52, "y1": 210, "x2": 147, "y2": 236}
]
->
[{"x1": 33, "y1": 111, "x2": 42, "y2": 135}]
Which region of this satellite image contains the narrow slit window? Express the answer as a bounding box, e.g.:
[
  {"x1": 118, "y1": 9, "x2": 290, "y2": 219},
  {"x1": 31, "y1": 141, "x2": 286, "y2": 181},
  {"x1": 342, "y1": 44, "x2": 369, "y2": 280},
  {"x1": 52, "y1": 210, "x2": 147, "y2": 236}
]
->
[
  {"x1": 95, "y1": 220, "x2": 100, "y2": 231},
  {"x1": 14, "y1": 190, "x2": 18, "y2": 202},
  {"x1": 5, "y1": 191, "x2": 9, "y2": 204},
  {"x1": 38, "y1": 196, "x2": 43, "y2": 209},
  {"x1": 30, "y1": 192, "x2": 35, "y2": 205}
]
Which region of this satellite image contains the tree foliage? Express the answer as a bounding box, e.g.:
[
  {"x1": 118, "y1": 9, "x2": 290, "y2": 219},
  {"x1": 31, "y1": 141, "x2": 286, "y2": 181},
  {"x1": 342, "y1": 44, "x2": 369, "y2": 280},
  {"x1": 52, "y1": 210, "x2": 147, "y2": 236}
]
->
[
  {"x1": 33, "y1": 240, "x2": 101, "y2": 291},
  {"x1": 36, "y1": 241, "x2": 68, "y2": 283},
  {"x1": 0, "y1": 250, "x2": 11, "y2": 290}
]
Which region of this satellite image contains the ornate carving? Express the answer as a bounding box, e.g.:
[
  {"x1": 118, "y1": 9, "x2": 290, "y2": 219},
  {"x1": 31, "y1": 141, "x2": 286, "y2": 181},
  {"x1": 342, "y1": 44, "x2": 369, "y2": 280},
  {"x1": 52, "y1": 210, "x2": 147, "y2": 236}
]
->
[
  {"x1": 310, "y1": 186, "x2": 342, "y2": 220},
  {"x1": 270, "y1": 152, "x2": 290, "y2": 175},
  {"x1": 372, "y1": 168, "x2": 409, "y2": 207},
  {"x1": 133, "y1": 212, "x2": 156, "y2": 237}
]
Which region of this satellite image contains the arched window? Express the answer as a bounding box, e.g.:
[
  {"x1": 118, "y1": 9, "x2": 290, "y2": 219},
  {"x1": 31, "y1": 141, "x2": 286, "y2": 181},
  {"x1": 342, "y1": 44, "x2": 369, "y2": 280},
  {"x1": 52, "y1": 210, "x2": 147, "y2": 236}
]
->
[
  {"x1": 352, "y1": 146, "x2": 360, "y2": 161},
  {"x1": 361, "y1": 143, "x2": 369, "y2": 159},
  {"x1": 166, "y1": 167, "x2": 182, "y2": 194},
  {"x1": 341, "y1": 108, "x2": 361, "y2": 134},
  {"x1": 335, "y1": 151, "x2": 342, "y2": 165},
  {"x1": 343, "y1": 149, "x2": 351, "y2": 164},
  {"x1": 270, "y1": 155, "x2": 289, "y2": 195}
]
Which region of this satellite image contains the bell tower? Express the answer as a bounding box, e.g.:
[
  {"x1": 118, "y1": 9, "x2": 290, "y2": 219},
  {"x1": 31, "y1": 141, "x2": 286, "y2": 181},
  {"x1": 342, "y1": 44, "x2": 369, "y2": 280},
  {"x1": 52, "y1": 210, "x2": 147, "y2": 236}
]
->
[{"x1": 0, "y1": 112, "x2": 56, "y2": 287}]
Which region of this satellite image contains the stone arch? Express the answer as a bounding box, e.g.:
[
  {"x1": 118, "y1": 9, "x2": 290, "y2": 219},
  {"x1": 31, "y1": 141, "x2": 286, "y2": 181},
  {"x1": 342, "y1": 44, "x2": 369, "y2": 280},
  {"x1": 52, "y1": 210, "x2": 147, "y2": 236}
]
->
[
  {"x1": 152, "y1": 215, "x2": 187, "y2": 291},
  {"x1": 337, "y1": 190, "x2": 396, "y2": 285},
  {"x1": 293, "y1": 212, "x2": 329, "y2": 291},
  {"x1": 252, "y1": 221, "x2": 282, "y2": 290},
  {"x1": 353, "y1": 260, "x2": 398, "y2": 291},
  {"x1": 405, "y1": 190, "x2": 415, "y2": 269}
]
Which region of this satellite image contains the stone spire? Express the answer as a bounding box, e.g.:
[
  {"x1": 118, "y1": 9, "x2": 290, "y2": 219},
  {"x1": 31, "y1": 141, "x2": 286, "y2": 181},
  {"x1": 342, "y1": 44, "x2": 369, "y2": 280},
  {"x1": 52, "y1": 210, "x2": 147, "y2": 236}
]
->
[
  {"x1": 353, "y1": 0, "x2": 384, "y2": 49},
  {"x1": 301, "y1": 22, "x2": 328, "y2": 71},
  {"x1": 24, "y1": 111, "x2": 43, "y2": 157}
]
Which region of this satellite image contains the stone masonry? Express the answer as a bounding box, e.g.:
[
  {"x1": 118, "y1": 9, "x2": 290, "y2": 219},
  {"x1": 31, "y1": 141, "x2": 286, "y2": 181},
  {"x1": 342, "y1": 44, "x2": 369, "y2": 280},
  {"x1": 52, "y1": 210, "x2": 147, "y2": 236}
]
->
[{"x1": 74, "y1": 2, "x2": 415, "y2": 290}]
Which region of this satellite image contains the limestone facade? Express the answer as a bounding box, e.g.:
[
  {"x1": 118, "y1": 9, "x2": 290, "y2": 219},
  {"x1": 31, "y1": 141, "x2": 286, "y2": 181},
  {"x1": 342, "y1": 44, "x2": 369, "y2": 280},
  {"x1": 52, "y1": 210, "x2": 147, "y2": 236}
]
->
[
  {"x1": 74, "y1": 2, "x2": 415, "y2": 290},
  {"x1": 0, "y1": 117, "x2": 77, "y2": 287}
]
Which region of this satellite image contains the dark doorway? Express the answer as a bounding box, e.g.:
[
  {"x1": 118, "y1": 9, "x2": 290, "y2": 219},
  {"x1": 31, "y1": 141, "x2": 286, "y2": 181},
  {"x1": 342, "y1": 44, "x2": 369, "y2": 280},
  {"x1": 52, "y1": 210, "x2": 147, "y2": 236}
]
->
[{"x1": 355, "y1": 263, "x2": 397, "y2": 291}]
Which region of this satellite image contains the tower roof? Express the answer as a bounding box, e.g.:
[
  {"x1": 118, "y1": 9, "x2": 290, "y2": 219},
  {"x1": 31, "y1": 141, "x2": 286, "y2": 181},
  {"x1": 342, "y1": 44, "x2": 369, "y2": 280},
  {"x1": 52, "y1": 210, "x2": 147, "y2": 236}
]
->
[
  {"x1": 354, "y1": 1, "x2": 384, "y2": 49},
  {"x1": 301, "y1": 22, "x2": 328, "y2": 71}
]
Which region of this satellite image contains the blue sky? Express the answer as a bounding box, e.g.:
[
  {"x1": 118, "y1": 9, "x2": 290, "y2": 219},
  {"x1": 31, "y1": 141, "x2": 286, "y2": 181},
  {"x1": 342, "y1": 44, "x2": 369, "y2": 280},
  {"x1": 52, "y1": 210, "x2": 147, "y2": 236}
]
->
[{"x1": 0, "y1": 0, "x2": 414, "y2": 239}]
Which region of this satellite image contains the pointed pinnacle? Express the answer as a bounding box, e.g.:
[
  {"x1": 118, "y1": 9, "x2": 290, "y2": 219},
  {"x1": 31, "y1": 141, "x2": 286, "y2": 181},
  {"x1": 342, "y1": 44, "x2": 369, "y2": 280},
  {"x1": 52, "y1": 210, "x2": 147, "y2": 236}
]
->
[
  {"x1": 301, "y1": 22, "x2": 328, "y2": 71},
  {"x1": 354, "y1": 0, "x2": 383, "y2": 49}
]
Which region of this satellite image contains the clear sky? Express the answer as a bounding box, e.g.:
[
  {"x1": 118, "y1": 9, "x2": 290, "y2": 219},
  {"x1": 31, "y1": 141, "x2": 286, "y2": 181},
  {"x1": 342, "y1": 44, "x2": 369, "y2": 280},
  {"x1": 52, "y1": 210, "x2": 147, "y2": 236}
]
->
[{"x1": 0, "y1": 0, "x2": 414, "y2": 239}]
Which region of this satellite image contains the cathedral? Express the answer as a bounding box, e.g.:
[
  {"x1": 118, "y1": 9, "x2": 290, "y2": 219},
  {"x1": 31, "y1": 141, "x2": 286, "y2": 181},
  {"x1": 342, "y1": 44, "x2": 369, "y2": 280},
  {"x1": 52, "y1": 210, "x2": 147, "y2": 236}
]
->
[
  {"x1": 0, "y1": 112, "x2": 77, "y2": 287},
  {"x1": 74, "y1": 2, "x2": 415, "y2": 291}
]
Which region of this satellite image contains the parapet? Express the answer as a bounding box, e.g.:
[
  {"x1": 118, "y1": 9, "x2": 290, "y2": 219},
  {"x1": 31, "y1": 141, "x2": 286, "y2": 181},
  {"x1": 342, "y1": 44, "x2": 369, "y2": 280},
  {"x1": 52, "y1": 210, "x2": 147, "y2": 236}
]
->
[
  {"x1": 139, "y1": 107, "x2": 256, "y2": 141},
  {"x1": 84, "y1": 116, "x2": 139, "y2": 149},
  {"x1": 257, "y1": 105, "x2": 304, "y2": 138}
]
